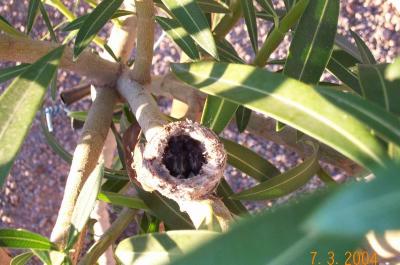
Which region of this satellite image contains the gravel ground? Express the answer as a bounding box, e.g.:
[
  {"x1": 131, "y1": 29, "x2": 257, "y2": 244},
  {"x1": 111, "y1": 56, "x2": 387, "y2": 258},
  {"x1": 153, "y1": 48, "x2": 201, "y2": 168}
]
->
[{"x1": 0, "y1": 0, "x2": 399, "y2": 260}]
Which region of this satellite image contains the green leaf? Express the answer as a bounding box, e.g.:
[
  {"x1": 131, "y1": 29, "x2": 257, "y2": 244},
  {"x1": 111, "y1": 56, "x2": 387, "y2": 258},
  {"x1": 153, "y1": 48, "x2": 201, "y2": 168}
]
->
[
  {"x1": 334, "y1": 33, "x2": 362, "y2": 62},
  {"x1": 98, "y1": 191, "x2": 149, "y2": 210},
  {"x1": 66, "y1": 162, "x2": 104, "y2": 249},
  {"x1": 235, "y1": 105, "x2": 251, "y2": 132},
  {"x1": 155, "y1": 16, "x2": 200, "y2": 60},
  {"x1": 31, "y1": 250, "x2": 52, "y2": 265},
  {"x1": 161, "y1": 0, "x2": 218, "y2": 59},
  {"x1": 0, "y1": 64, "x2": 30, "y2": 84},
  {"x1": 240, "y1": 0, "x2": 258, "y2": 53},
  {"x1": 73, "y1": 0, "x2": 124, "y2": 59},
  {"x1": 256, "y1": 0, "x2": 276, "y2": 17},
  {"x1": 326, "y1": 49, "x2": 362, "y2": 94},
  {"x1": 350, "y1": 30, "x2": 376, "y2": 64},
  {"x1": 171, "y1": 190, "x2": 360, "y2": 265},
  {"x1": 10, "y1": 252, "x2": 33, "y2": 265},
  {"x1": 231, "y1": 143, "x2": 319, "y2": 200},
  {"x1": 216, "y1": 178, "x2": 248, "y2": 216},
  {"x1": 221, "y1": 138, "x2": 280, "y2": 182},
  {"x1": 0, "y1": 46, "x2": 64, "y2": 186},
  {"x1": 103, "y1": 43, "x2": 120, "y2": 62},
  {"x1": 136, "y1": 188, "x2": 194, "y2": 230},
  {"x1": 358, "y1": 63, "x2": 400, "y2": 116},
  {"x1": 253, "y1": 0, "x2": 309, "y2": 66},
  {"x1": 201, "y1": 95, "x2": 238, "y2": 134},
  {"x1": 39, "y1": 2, "x2": 58, "y2": 42},
  {"x1": 385, "y1": 56, "x2": 400, "y2": 81},
  {"x1": 171, "y1": 62, "x2": 392, "y2": 171},
  {"x1": 306, "y1": 163, "x2": 400, "y2": 236},
  {"x1": 216, "y1": 39, "x2": 245, "y2": 64},
  {"x1": 284, "y1": 0, "x2": 339, "y2": 84},
  {"x1": 197, "y1": 0, "x2": 230, "y2": 13},
  {"x1": 26, "y1": 0, "x2": 40, "y2": 34},
  {"x1": 0, "y1": 229, "x2": 56, "y2": 250},
  {"x1": 62, "y1": 10, "x2": 135, "y2": 32},
  {"x1": 0, "y1": 15, "x2": 26, "y2": 37},
  {"x1": 115, "y1": 231, "x2": 219, "y2": 265}
]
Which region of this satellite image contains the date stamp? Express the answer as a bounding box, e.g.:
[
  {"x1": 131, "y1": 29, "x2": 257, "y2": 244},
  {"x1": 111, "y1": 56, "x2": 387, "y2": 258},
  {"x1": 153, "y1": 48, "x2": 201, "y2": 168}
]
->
[{"x1": 311, "y1": 250, "x2": 379, "y2": 265}]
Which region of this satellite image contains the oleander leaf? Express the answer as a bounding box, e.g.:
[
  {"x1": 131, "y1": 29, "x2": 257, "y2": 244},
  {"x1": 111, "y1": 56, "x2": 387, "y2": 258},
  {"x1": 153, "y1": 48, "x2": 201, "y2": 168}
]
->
[
  {"x1": 172, "y1": 61, "x2": 394, "y2": 172},
  {"x1": 0, "y1": 64, "x2": 30, "y2": 83},
  {"x1": 26, "y1": 0, "x2": 40, "y2": 34},
  {"x1": 216, "y1": 39, "x2": 245, "y2": 64},
  {"x1": 171, "y1": 189, "x2": 359, "y2": 265},
  {"x1": 240, "y1": 0, "x2": 258, "y2": 53},
  {"x1": 66, "y1": 162, "x2": 104, "y2": 249},
  {"x1": 98, "y1": 191, "x2": 149, "y2": 210},
  {"x1": 326, "y1": 49, "x2": 362, "y2": 93},
  {"x1": 221, "y1": 138, "x2": 280, "y2": 182},
  {"x1": 231, "y1": 143, "x2": 319, "y2": 200},
  {"x1": 306, "y1": 163, "x2": 400, "y2": 235},
  {"x1": 201, "y1": 95, "x2": 238, "y2": 134},
  {"x1": 350, "y1": 30, "x2": 377, "y2": 64},
  {"x1": 358, "y1": 63, "x2": 400, "y2": 116},
  {"x1": 160, "y1": 0, "x2": 218, "y2": 59},
  {"x1": 156, "y1": 16, "x2": 200, "y2": 60},
  {"x1": 334, "y1": 34, "x2": 362, "y2": 62},
  {"x1": 216, "y1": 179, "x2": 248, "y2": 216},
  {"x1": 73, "y1": 0, "x2": 124, "y2": 59},
  {"x1": 39, "y1": 2, "x2": 58, "y2": 42},
  {"x1": 235, "y1": 105, "x2": 251, "y2": 133},
  {"x1": 284, "y1": 0, "x2": 339, "y2": 84},
  {"x1": 115, "y1": 231, "x2": 219, "y2": 265},
  {"x1": 10, "y1": 252, "x2": 33, "y2": 265},
  {"x1": 0, "y1": 46, "x2": 64, "y2": 186},
  {"x1": 154, "y1": 0, "x2": 230, "y2": 14},
  {"x1": 253, "y1": 0, "x2": 309, "y2": 66},
  {"x1": 0, "y1": 229, "x2": 57, "y2": 250},
  {"x1": 63, "y1": 9, "x2": 134, "y2": 32},
  {"x1": 0, "y1": 15, "x2": 26, "y2": 37}
]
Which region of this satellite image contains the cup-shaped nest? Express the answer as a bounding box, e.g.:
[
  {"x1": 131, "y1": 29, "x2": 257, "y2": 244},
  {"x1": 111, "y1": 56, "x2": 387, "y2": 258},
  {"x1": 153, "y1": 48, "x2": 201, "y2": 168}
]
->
[{"x1": 133, "y1": 120, "x2": 226, "y2": 202}]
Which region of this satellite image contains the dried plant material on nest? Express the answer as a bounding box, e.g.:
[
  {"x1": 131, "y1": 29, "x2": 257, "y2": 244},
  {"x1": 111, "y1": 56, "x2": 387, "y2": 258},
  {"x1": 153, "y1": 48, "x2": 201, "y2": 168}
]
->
[{"x1": 133, "y1": 120, "x2": 227, "y2": 202}]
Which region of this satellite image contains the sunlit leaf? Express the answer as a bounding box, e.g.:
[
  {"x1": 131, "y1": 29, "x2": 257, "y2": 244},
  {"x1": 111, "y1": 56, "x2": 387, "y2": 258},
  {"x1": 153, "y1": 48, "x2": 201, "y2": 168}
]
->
[
  {"x1": 0, "y1": 229, "x2": 57, "y2": 250},
  {"x1": 160, "y1": 0, "x2": 218, "y2": 59},
  {"x1": 73, "y1": 0, "x2": 123, "y2": 59},
  {"x1": 0, "y1": 64, "x2": 30, "y2": 84},
  {"x1": 172, "y1": 62, "x2": 393, "y2": 172},
  {"x1": 0, "y1": 46, "x2": 64, "y2": 186},
  {"x1": 115, "y1": 231, "x2": 219, "y2": 265},
  {"x1": 284, "y1": 0, "x2": 339, "y2": 84},
  {"x1": 98, "y1": 191, "x2": 149, "y2": 210},
  {"x1": 10, "y1": 252, "x2": 33, "y2": 265},
  {"x1": 201, "y1": 95, "x2": 238, "y2": 134}
]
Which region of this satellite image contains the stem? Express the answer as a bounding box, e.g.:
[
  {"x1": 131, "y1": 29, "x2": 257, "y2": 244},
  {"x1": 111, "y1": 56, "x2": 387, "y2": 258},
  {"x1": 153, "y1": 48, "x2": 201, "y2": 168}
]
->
[
  {"x1": 0, "y1": 34, "x2": 118, "y2": 85},
  {"x1": 131, "y1": 0, "x2": 155, "y2": 84},
  {"x1": 213, "y1": 0, "x2": 242, "y2": 40},
  {"x1": 78, "y1": 208, "x2": 137, "y2": 265}
]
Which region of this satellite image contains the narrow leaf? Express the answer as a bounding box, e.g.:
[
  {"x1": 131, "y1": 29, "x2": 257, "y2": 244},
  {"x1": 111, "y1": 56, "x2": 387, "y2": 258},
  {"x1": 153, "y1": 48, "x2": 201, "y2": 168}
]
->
[
  {"x1": 0, "y1": 229, "x2": 56, "y2": 250},
  {"x1": 221, "y1": 138, "x2": 280, "y2": 182},
  {"x1": 216, "y1": 39, "x2": 245, "y2": 64},
  {"x1": 66, "y1": 162, "x2": 104, "y2": 249},
  {"x1": 201, "y1": 95, "x2": 238, "y2": 134},
  {"x1": 253, "y1": 0, "x2": 309, "y2": 66},
  {"x1": 216, "y1": 179, "x2": 248, "y2": 216},
  {"x1": 306, "y1": 163, "x2": 400, "y2": 235},
  {"x1": 0, "y1": 46, "x2": 64, "y2": 186},
  {"x1": 10, "y1": 252, "x2": 33, "y2": 265},
  {"x1": 231, "y1": 143, "x2": 319, "y2": 200},
  {"x1": 98, "y1": 191, "x2": 149, "y2": 210},
  {"x1": 63, "y1": 10, "x2": 135, "y2": 32},
  {"x1": 358, "y1": 63, "x2": 400, "y2": 116},
  {"x1": 235, "y1": 106, "x2": 251, "y2": 132},
  {"x1": 39, "y1": 2, "x2": 58, "y2": 42},
  {"x1": 0, "y1": 64, "x2": 30, "y2": 84},
  {"x1": 326, "y1": 49, "x2": 362, "y2": 93},
  {"x1": 26, "y1": 0, "x2": 40, "y2": 34},
  {"x1": 0, "y1": 16, "x2": 26, "y2": 37},
  {"x1": 240, "y1": 0, "x2": 258, "y2": 53},
  {"x1": 156, "y1": 16, "x2": 200, "y2": 60},
  {"x1": 171, "y1": 62, "x2": 392, "y2": 171},
  {"x1": 171, "y1": 190, "x2": 359, "y2": 265},
  {"x1": 334, "y1": 33, "x2": 362, "y2": 62},
  {"x1": 284, "y1": 0, "x2": 339, "y2": 84},
  {"x1": 74, "y1": 0, "x2": 124, "y2": 59},
  {"x1": 196, "y1": 0, "x2": 230, "y2": 13},
  {"x1": 256, "y1": 0, "x2": 276, "y2": 16},
  {"x1": 350, "y1": 30, "x2": 376, "y2": 64},
  {"x1": 115, "y1": 231, "x2": 219, "y2": 265},
  {"x1": 160, "y1": 0, "x2": 218, "y2": 59}
]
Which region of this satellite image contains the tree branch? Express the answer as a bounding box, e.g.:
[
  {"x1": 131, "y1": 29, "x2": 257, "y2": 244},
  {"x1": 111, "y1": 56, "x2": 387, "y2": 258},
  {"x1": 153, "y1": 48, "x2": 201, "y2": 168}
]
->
[{"x1": 0, "y1": 34, "x2": 119, "y2": 85}]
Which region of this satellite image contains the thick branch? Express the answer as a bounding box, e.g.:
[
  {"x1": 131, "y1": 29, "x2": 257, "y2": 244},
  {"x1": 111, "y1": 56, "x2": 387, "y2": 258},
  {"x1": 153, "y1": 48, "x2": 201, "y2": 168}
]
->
[{"x1": 0, "y1": 34, "x2": 119, "y2": 85}]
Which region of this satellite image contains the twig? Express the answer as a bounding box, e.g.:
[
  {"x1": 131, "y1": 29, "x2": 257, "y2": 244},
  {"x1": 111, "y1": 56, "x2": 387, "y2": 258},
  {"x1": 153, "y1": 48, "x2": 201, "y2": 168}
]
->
[{"x1": 78, "y1": 208, "x2": 137, "y2": 265}]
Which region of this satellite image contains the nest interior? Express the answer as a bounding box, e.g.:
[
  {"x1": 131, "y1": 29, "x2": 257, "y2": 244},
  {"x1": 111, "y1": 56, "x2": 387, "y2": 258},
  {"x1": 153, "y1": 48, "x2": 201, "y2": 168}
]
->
[{"x1": 162, "y1": 134, "x2": 206, "y2": 179}]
